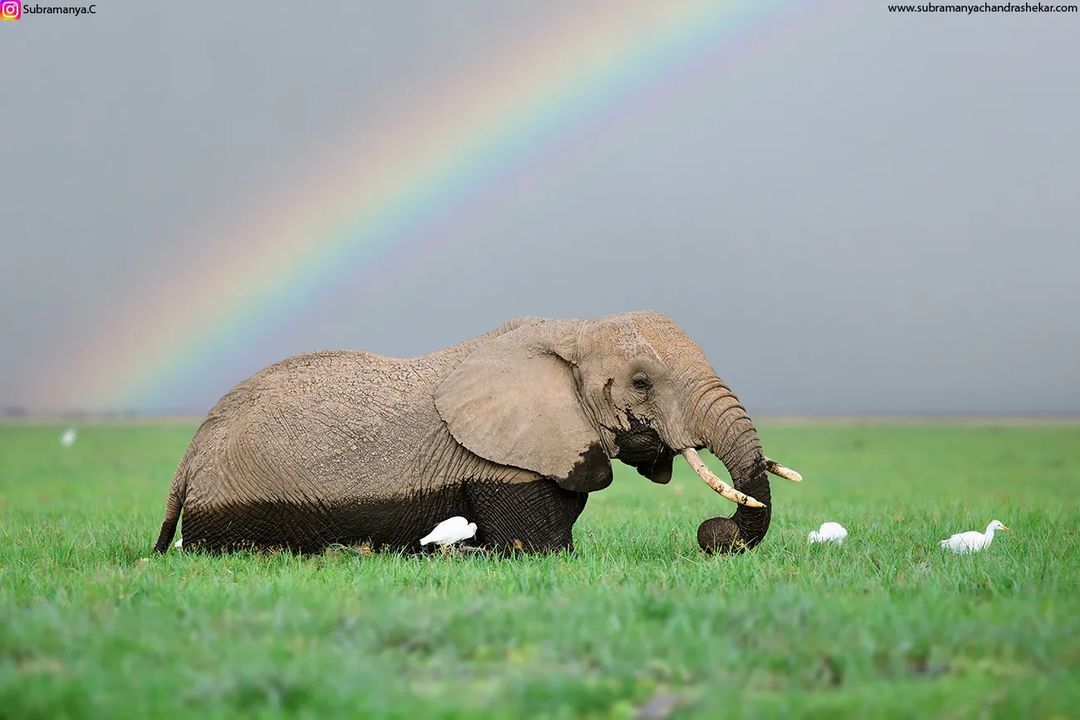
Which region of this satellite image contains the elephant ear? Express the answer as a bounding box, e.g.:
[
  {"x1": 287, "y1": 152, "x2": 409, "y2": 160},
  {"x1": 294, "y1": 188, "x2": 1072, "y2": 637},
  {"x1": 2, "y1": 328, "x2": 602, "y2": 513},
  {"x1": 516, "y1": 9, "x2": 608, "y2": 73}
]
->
[{"x1": 435, "y1": 320, "x2": 612, "y2": 492}]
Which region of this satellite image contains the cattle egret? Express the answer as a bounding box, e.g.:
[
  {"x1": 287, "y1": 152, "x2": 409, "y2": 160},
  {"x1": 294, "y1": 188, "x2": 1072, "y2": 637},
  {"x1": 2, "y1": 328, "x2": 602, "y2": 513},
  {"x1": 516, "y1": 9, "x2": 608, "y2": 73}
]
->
[
  {"x1": 939, "y1": 520, "x2": 1009, "y2": 554},
  {"x1": 420, "y1": 516, "x2": 477, "y2": 547},
  {"x1": 60, "y1": 428, "x2": 77, "y2": 447},
  {"x1": 174, "y1": 538, "x2": 183, "y2": 549},
  {"x1": 808, "y1": 521, "x2": 848, "y2": 544}
]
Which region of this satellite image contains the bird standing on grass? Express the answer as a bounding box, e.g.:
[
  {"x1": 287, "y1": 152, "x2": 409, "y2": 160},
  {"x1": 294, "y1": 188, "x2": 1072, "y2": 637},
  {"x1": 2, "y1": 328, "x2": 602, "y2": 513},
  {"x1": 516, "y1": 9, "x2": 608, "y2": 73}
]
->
[
  {"x1": 939, "y1": 520, "x2": 1009, "y2": 554},
  {"x1": 60, "y1": 428, "x2": 77, "y2": 447},
  {"x1": 808, "y1": 521, "x2": 848, "y2": 544},
  {"x1": 420, "y1": 516, "x2": 477, "y2": 547}
]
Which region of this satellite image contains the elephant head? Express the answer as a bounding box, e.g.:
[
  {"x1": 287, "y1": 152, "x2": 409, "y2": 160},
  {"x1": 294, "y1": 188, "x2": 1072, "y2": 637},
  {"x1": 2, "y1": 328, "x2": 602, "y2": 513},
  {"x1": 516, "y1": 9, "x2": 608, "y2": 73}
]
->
[{"x1": 434, "y1": 311, "x2": 800, "y2": 553}]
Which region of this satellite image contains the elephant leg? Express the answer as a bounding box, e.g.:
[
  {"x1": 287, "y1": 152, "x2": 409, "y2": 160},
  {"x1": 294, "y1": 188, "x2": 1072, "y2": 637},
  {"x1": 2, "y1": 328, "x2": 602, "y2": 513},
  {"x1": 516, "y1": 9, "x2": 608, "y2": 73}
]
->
[
  {"x1": 464, "y1": 479, "x2": 587, "y2": 552},
  {"x1": 179, "y1": 499, "x2": 340, "y2": 553},
  {"x1": 179, "y1": 480, "x2": 584, "y2": 554},
  {"x1": 180, "y1": 486, "x2": 473, "y2": 554}
]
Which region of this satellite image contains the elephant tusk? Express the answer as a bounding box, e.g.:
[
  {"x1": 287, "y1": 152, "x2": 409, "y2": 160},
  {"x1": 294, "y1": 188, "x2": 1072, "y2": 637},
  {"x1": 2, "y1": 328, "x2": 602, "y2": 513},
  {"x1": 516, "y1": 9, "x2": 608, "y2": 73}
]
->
[
  {"x1": 764, "y1": 457, "x2": 802, "y2": 482},
  {"x1": 681, "y1": 448, "x2": 766, "y2": 508}
]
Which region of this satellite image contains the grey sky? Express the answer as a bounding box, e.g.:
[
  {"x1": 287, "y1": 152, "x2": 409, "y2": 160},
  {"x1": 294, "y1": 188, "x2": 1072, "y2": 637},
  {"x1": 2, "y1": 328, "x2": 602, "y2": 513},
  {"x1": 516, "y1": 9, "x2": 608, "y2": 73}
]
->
[{"x1": 2, "y1": 1, "x2": 1078, "y2": 416}]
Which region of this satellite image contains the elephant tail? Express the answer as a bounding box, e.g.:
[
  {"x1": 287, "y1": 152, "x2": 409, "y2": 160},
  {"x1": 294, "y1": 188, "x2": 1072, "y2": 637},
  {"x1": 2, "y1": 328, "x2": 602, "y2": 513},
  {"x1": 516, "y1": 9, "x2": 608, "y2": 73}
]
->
[{"x1": 153, "y1": 450, "x2": 192, "y2": 553}]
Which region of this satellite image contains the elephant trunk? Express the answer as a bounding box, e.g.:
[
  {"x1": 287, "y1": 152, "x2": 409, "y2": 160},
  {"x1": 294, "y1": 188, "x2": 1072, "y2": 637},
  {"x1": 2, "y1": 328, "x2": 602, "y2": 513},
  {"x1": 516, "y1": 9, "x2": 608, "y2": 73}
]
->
[{"x1": 686, "y1": 381, "x2": 771, "y2": 553}]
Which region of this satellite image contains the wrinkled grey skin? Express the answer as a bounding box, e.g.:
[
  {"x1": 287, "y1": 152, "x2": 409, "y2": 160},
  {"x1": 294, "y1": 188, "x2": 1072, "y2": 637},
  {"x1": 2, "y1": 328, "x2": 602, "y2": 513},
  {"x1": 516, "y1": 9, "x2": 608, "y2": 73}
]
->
[{"x1": 154, "y1": 312, "x2": 770, "y2": 555}]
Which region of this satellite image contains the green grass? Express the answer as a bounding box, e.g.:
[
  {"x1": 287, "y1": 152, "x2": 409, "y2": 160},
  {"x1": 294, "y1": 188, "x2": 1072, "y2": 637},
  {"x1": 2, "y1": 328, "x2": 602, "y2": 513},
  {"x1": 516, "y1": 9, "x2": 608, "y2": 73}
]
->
[{"x1": 1, "y1": 422, "x2": 1078, "y2": 719}]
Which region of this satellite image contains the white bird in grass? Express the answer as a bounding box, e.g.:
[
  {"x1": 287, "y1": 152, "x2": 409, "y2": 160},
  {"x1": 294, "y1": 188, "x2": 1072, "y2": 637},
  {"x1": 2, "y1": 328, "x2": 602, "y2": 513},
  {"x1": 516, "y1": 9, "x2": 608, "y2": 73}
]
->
[
  {"x1": 420, "y1": 516, "x2": 477, "y2": 547},
  {"x1": 808, "y1": 521, "x2": 848, "y2": 544},
  {"x1": 60, "y1": 428, "x2": 77, "y2": 447},
  {"x1": 939, "y1": 520, "x2": 1009, "y2": 554}
]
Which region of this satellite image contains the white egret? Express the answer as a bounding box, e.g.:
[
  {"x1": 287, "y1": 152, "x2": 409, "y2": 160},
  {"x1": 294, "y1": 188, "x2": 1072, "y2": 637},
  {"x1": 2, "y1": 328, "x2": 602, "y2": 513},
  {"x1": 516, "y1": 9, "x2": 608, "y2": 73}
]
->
[
  {"x1": 808, "y1": 521, "x2": 848, "y2": 544},
  {"x1": 420, "y1": 516, "x2": 477, "y2": 547},
  {"x1": 940, "y1": 520, "x2": 1009, "y2": 554},
  {"x1": 60, "y1": 428, "x2": 77, "y2": 447}
]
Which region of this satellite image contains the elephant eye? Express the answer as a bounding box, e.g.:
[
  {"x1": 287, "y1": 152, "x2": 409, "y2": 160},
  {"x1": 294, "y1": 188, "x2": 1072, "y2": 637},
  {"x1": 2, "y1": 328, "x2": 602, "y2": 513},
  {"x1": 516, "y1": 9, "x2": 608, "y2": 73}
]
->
[{"x1": 631, "y1": 373, "x2": 652, "y2": 394}]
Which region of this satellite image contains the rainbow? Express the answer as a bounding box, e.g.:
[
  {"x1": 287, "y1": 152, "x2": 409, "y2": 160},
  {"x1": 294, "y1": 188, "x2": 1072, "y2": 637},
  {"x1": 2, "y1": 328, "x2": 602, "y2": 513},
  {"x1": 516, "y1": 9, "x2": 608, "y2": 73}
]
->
[{"x1": 41, "y1": 0, "x2": 826, "y2": 412}]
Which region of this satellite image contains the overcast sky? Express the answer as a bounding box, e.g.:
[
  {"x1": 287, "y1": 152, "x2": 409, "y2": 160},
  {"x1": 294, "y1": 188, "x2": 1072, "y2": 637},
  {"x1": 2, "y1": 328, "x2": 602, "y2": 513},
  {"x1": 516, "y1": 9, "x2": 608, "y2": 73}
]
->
[{"x1": 2, "y1": 1, "x2": 1078, "y2": 416}]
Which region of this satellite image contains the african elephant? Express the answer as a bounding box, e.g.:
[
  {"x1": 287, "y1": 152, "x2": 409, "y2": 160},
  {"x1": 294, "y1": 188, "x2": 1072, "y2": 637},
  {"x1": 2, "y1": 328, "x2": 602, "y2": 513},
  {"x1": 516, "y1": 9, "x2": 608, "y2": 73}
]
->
[{"x1": 153, "y1": 312, "x2": 799, "y2": 555}]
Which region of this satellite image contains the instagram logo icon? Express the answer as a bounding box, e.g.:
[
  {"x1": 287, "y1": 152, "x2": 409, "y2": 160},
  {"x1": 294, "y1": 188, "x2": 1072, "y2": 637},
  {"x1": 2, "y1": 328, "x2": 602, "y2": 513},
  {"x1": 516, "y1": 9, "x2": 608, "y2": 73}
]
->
[{"x1": 0, "y1": 1, "x2": 20, "y2": 21}]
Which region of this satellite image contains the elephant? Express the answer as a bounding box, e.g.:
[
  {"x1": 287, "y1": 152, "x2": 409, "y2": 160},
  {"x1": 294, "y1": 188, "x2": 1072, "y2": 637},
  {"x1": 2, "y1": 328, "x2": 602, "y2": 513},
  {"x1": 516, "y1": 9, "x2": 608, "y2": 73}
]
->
[{"x1": 153, "y1": 311, "x2": 800, "y2": 555}]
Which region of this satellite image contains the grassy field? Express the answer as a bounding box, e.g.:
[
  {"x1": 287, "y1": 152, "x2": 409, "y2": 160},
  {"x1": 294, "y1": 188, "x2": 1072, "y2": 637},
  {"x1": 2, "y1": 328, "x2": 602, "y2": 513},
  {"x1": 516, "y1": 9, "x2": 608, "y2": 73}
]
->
[{"x1": 0, "y1": 422, "x2": 1078, "y2": 718}]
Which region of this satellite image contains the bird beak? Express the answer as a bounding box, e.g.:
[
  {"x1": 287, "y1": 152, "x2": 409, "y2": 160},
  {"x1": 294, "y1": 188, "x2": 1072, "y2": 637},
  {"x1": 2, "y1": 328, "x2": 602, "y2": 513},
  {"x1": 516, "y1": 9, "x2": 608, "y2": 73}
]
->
[{"x1": 1001, "y1": 525, "x2": 1011, "y2": 532}]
